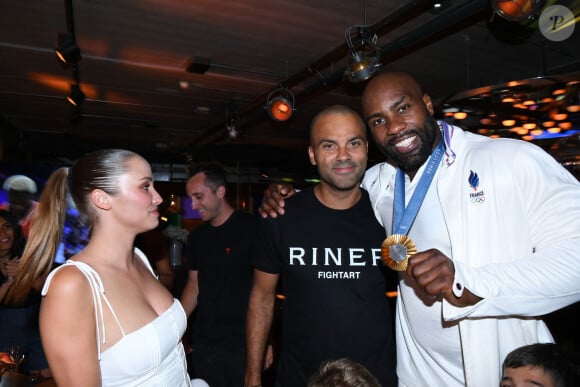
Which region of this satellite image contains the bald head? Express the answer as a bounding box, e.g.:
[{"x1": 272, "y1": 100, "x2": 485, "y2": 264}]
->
[
  {"x1": 310, "y1": 105, "x2": 366, "y2": 145},
  {"x1": 361, "y1": 71, "x2": 427, "y2": 119}
]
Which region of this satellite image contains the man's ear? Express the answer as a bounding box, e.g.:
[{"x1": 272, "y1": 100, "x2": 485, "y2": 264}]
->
[
  {"x1": 308, "y1": 146, "x2": 317, "y2": 166},
  {"x1": 216, "y1": 185, "x2": 226, "y2": 198},
  {"x1": 91, "y1": 189, "x2": 111, "y2": 210},
  {"x1": 423, "y1": 93, "x2": 434, "y2": 116}
]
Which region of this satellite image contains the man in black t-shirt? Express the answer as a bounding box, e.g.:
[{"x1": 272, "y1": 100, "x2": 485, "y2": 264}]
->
[
  {"x1": 180, "y1": 162, "x2": 258, "y2": 387},
  {"x1": 245, "y1": 106, "x2": 397, "y2": 387}
]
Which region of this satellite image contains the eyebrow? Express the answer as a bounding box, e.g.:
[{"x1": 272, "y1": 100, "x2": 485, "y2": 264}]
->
[
  {"x1": 348, "y1": 135, "x2": 365, "y2": 142},
  {"x1": 501, "y1": 376, "x2": 545, "y2": 387},
  {"x1": 364, "y1": 95, "x2": 406, "y2": 122},
  {"x1": 317, "y1": 135, "x2": 365, "y2": 144},
  {"x1": 389, "y1": 95, "x2": 406, "y2": 110}
]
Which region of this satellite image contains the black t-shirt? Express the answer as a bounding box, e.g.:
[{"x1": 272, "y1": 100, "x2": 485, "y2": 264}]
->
[
  {"x1": 186, "y1": 210, "x2": 258, "y2": 348},
  {"x1": 254, "y1": 187, "x2": 397, "y2": 387}
]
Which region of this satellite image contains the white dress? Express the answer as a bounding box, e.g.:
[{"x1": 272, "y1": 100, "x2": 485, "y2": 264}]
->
[{"x1": 42, "y1": 248, "x2": 191, "y2": 387}]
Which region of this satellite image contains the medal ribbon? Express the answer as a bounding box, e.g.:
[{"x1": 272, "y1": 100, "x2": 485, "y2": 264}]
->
[{"x1": 393, "y1": 138, "x2": 445, "y2": 235}]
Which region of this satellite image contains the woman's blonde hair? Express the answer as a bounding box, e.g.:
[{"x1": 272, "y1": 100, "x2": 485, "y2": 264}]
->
[{"x1": 4, "y1": 149, "x2": 138, "y2": 305}]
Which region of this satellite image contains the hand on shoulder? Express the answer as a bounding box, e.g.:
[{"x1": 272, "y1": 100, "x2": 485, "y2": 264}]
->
[{"x1": 258, "y1": 183, "x2": 296, "y2": 218}]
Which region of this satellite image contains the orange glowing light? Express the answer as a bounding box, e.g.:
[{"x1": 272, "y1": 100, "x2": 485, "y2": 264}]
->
[
  {"x1": 516, "y1": 128, "x2": 529, "y2": 136},
  {"x1": 502, "y1": 119, "x2": 516, "y2": 126},
  {"x1": 553, "y1": 88, "x2": 566, "y2": 96},
  {"x1": 269, "y1": 99, "x2": 293, "y2": 121},
  {"x1": 552, "y1": 112, "x2": 568, "y2": 121},
  {"x1": 542, "y1": 121, "x2": 555, "y2": 128}
]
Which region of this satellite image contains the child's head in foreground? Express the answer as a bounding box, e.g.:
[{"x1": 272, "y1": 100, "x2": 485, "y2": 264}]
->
[
  {"x1": 501, "y1": 343, "x2": 580, "y2": 387},
  {"x1": 308, "y1": 358, "x2": 381, "y2": 387}
]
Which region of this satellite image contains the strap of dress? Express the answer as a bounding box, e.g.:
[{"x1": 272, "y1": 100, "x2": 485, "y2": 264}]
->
[{"x1": 41, "y1": 260, "x2": 126, "y2": 360}]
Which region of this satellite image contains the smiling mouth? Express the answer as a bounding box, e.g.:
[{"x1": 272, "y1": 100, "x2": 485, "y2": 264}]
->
[
  {"x1": 390, "y1": 134, "x2": 420, "y2": 153},
  {"x1": 396, "y1": 135, "x2": 415, "y2": 147},
  {"x1": 333, "y1": 165, "x2": 355, "y2": 174}
]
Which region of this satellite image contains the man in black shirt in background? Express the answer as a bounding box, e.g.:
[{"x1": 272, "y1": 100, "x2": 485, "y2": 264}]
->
[{"x1": 181, "y1": 162, "x2": 259, "y2": 387}]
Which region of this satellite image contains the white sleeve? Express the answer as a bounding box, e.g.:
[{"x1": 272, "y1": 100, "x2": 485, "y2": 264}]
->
[{"x1": 443, "y1": 145, "x2": 580, "y2": 320}]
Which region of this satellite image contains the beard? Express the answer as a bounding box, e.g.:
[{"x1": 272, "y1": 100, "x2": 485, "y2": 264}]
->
[{"x1": 379, "y1": 115, "x2": 439, "y2": 173}]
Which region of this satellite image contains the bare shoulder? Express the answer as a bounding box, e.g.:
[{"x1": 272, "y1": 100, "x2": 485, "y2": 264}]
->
[
  {"x1": 40, "y1": 263, "x2": 96, "y2": 334},
  {"x1": 44, "y1": 264, "x2": 93, "y2": 300}
]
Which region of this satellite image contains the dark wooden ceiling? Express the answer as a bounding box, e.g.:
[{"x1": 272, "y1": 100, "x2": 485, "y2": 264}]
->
[{"x1": 1, "y1": 0, "x2": 579, "y2": 180}]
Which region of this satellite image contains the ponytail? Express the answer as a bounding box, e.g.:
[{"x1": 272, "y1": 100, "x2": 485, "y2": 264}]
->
[{"x1": 4, "y1": 167, "x2": 69, "y2": 305}]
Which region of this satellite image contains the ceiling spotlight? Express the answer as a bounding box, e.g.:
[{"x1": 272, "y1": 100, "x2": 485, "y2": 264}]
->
[
  {"x1": 266, "y1": 86, "x2": 295, "y2": 122},
  {"x1": 345, "y1": 25, "x2": 381, "y2": 83},
  {"x1": 225, "y1": 99, "x2": 241, "y2": 139},
  {"x1": 66, "y1": 83, "x2": 85, "y2": 106},
  {"x1": 226, "y1": 118, "x2": 239, "y2": 140},
  {"x1": 54, "y1": 32, "x2": 81, "y2": 67},
  {"x1": 490, "y1": 0, "x2": 545, "y2": 22}
]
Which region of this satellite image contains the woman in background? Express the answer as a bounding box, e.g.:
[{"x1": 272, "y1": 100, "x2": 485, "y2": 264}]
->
[
  {"x1": 0, "y1": 210, "x2": 24, "y2": 301},
  {"x1": 8, "y1": 149, "x2": 191, "y2": 386},
  {"x1": 0, "y1": 209, "x2": 51, "y2": 380}
]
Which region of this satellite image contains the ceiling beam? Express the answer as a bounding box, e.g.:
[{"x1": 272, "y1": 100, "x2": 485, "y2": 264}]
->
[{"x1": 189, "y1": 0, "x2": 437, "y2": 147}]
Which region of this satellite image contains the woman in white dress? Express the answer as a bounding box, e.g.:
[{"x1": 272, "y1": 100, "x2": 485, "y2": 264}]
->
[{"x1": 11, "y1": 149, "x2": 191, "y2": 386}]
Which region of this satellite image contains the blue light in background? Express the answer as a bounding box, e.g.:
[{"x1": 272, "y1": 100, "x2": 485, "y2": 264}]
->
[{"x1": 530, "y1": 129, "x2": 580, "y2": 140}]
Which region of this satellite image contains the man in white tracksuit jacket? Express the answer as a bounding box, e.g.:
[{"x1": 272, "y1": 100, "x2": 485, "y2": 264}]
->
[{"x1": 360, "y1": 71, "x2": 580, "y2": 386}]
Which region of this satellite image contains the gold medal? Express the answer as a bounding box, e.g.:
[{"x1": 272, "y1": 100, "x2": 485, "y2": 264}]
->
[{"x1": 381, "y1": 234, "x2": 417, "y2": 271}]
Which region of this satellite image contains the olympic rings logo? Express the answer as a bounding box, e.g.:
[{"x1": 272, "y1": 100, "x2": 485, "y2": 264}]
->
[{"x1": 471, "y1": 196, "x2": 486, "y2": 203}]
